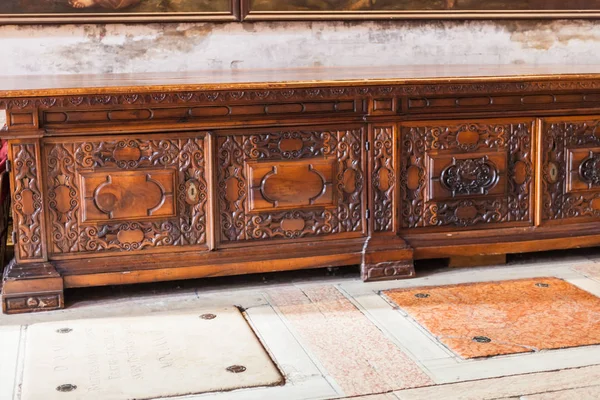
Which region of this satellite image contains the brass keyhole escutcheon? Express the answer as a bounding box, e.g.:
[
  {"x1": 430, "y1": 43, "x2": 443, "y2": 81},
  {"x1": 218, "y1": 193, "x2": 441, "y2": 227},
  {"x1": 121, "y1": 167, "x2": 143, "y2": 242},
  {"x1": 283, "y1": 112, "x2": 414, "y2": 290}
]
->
[
  {"x1": 547, "y1": 162, "x2": 559, "y2": 183},
  {"x1": 185, "y1": 179, "x2": 201, "y2": 205}
]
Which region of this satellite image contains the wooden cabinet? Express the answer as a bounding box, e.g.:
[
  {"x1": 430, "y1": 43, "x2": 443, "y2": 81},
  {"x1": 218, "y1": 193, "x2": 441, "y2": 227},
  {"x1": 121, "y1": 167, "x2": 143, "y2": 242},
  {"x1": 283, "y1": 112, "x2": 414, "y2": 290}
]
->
[
  {"x1": 4, "y1": 67, "x2": 600, "y2": 313},
  {"x1": 400, "y1": 119, "x2": 535, "y2": 232},
  {"x1": 42, "y1": 133, "x2": 210, "y2": 259},
  {"x1": 541, "y1": 116, "x2": 600, "y2": 225},
  {"x1": 216, "y1": 125, "x2": 367, "y2": 245}
]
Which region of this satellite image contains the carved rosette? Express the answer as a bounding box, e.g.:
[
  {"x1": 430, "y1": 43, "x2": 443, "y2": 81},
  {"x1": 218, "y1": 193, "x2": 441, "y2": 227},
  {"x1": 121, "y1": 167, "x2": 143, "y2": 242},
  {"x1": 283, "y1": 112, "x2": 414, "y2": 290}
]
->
[
  {"x1": 12, "y1": 143, "x2": 44, "y2": 261},
  {"x1": 218, "y1": 128, "x2": 364, "y2": 242},
  {"x1": 542, "y1": 120, "x2": 600, "y2": 221},
  {"x1": 372, "y1": 126, "x2": 396, "y2": 232},
  {"x1": 45, "y1": 136, "x2": 208, "y2": 254},
  {"x1": 401, "y1": 121, "x2": 532, "y2": 229}
]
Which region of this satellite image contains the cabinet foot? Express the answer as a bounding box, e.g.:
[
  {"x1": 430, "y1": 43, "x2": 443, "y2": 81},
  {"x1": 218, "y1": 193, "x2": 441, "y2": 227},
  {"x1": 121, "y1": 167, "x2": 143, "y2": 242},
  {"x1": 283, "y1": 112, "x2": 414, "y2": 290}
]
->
[
  {"x1": 1, "y1": 259, "x2": 64, "y2": 314},
  {"x1": 448, "y1": 254, "x2": 507, "y2": 268},
  {"x1": 361, "y1": 236, "x2": 415, "y2": 282}
]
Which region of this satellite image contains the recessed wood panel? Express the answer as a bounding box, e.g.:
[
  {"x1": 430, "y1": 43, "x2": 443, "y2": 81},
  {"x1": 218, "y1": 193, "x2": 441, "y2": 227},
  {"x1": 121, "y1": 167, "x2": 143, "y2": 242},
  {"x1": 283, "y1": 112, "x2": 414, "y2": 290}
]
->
[
  {"x1": 246, "y1": 159, "x2": 335, "y2": 212},
  {"x1": 217, "y1": 125, "x2": 366, "y2": 243},
  {"x1": 400, "y1": 119, "x2": 534, "y2": 232},
  {"x1": 428, "y1": 153, "x2": 507, "y2": 201},
  {"x1": 41, "y1": 100, "x2": 361, "y2": 128},
  {"x1": 80, "y1": 169, "x2": 176, "y2": 222},
  {"x1": 44, "y1": 134, "x2": 209, "y2": 256},
  {"x1": 541, "y1": 116, "x2": 600, "y2": 225}
]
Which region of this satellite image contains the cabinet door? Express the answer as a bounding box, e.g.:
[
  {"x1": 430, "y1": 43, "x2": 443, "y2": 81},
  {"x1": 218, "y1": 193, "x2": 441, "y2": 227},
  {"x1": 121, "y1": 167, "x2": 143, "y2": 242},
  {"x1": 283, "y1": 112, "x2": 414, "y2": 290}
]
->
[
  {"x1": 44, "y1": 133, "x2": 210, "y2": 257},
  {"x1": 400, "y1": 119, "x2": 534, "y2": 232},
  {"x1": 541, "y1": 116, "x2": 600, "y2": 225},
  {"x1": 217, "y1": 124, "x2": 366, "y2": 245}
]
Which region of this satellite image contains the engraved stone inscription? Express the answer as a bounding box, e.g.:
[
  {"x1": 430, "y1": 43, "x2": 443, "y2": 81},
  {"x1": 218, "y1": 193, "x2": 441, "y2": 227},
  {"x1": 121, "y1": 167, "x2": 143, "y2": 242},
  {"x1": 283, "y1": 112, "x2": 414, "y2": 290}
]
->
[{"x1": 20, "y1": 308, "x2": 283, "y2": 400}]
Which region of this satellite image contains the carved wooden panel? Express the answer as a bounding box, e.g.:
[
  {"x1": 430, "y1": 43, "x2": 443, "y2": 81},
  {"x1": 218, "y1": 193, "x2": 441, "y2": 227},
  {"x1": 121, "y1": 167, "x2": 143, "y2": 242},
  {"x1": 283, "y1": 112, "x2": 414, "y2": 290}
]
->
[
  {"x1": 541, "y1": 116, "x2": 600, "y2": 225},
  {"x1": 371, "y1": 125, "x2": 397, "y2": 233},
  {"x1": 400, "y1": 119, "x2": 534, "y2": 231},
  {"x1": 217, "y1": 125, "x2": 366, "y2": 243},
  {"x1": 80, "y1": 169, "x2": 176, "y2": 222},
  {"x1": 41, "y1": 99, "x2": 362, "y2": 128},
  {"x1": 44, "y1": 134, "x2": 209, "y2": 256},
  {"x1": 11, "y1": 142, "x2": 46, "y2": 262},
  {"x1": 428, "y1": 153, "x2": 507, "y2": 201},
  {"x1": 246, "y1": 159, "x2": 335, "y2": 212}
]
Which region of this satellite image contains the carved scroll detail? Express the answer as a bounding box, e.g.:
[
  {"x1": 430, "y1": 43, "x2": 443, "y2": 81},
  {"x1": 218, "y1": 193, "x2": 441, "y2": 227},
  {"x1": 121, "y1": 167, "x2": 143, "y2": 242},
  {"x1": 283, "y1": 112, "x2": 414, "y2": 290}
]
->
[
  {"x1": 440, "y1": 157, "x2": 499, "y2": 197},
  {"x1": 401, "y1": 122, "x2": 532, "y2": 229},
  {"x1": 372, "y1": 126, "x2": 396, "y2": 232},
  {"x1": 46, "y1": 137, "x2": 207, "y2": 254},
  {"x1": 12, "y1": 143, "x2": 44, "y2": 260},
  {"x1": 218, "y1": 128, "x2": 364, "y2": 242},
  {"x1": 579, "y1": 152, "x2": 600, "y2": 186},
  {"x1": 542, "y1": 120, "x2": 600, "y2": 221}
]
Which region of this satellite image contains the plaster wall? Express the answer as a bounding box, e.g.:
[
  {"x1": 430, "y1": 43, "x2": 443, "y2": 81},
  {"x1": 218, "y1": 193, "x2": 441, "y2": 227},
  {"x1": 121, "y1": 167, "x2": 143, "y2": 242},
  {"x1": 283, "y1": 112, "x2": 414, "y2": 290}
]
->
[{"x1": 0, "y1": 20, "x2": 598, "y2": 76}]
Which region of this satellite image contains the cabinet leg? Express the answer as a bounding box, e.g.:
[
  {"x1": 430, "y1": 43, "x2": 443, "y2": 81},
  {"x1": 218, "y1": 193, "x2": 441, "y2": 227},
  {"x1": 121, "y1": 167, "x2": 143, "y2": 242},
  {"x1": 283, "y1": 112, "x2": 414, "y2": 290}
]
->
[
  {"x1": 1, "y1": 259, "x2": 64, "y2": 314},
  {"x1": 361, "y1": 236, "x2": 415, "y2": 282},
  {"x1": 448, "y1": 254, "x2": 507, "y2": 268}
]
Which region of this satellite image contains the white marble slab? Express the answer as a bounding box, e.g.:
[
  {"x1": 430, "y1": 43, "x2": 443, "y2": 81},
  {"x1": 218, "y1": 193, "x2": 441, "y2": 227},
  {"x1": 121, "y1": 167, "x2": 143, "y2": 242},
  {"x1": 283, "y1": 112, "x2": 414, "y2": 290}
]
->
[
  {"x1": 192, "y1": 302, "x2": 340, "y2": 399},
  {"x1": 21, "y1": 307, "x2": 283, "y2": 400},
  {"x1": 0, "y1": 326, "x2": 22, "y2": 400}
]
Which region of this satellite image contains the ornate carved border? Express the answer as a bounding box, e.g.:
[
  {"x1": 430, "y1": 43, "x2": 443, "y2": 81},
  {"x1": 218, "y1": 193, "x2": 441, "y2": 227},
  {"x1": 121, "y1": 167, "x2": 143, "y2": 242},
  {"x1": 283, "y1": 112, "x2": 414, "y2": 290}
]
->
[
  {"x1": 217, "y1": 127, "x2": 365, "y2": 242},
  {"x1": 400, "y1": 120, "x2": 533, "y2": 230},
  {"x1": 45, "y1": 136, "x2": 208, "y2": 255},
  {"x1": 542, "y1": 118, "x2": 600, "y2": 223},
  {"x1": 11, "y1": 142, "x2": 45, "y2": 262},
  {"x1": 4, "y1": 79, "x2": 600, "y2": 112}
]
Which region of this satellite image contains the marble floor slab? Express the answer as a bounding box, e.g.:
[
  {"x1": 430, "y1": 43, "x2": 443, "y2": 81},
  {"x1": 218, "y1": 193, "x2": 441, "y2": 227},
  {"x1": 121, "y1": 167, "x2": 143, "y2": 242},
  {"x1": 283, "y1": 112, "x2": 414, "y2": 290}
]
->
[
  {"x1": 20, "y1": 308, "x2": 283, "y2": 400},
  {"x1": 383, "y1": 277, "x2": 600, "y2": 359},
  {"x1": 3, "y1": 248, "x2": 600, "y2": 400}
]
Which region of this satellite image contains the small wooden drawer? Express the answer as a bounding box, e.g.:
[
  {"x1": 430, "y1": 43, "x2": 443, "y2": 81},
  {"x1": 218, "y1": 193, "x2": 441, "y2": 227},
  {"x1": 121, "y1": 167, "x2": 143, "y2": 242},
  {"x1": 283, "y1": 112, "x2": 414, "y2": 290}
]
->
[
  {"x1": 43, "y1": 132, "x2": 210, "y2": 257},
  {"x1": 541, "y1": 116, "x2": 600, "y2": 225},
  {"x1": 216, "y1": 124, "x2": 367, "y2": 245},
  {"x1": 400, "y1": 118, "x2": 535, "y2": 232}
]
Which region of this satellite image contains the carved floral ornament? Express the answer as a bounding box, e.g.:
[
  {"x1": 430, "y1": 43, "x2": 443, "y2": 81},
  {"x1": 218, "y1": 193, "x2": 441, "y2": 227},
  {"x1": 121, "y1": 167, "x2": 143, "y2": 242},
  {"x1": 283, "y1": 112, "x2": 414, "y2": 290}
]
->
[
  {"x1": 45, "y1": 137, "x2": 208, "y2": 255},
  {"x1": 401, "y1": 121, "x2": 532, "y2": 229},
  {"x1": 440, "y1": 157, "x2": 500, "y2": 197},
  {"x1": 579, "y1": 152, "x2": 600, "y2": 186}
]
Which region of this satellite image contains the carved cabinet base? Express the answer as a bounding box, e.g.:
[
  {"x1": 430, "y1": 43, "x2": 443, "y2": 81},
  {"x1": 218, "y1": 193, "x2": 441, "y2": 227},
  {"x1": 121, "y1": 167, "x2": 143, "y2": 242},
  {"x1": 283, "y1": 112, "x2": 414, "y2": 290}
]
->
[
  {"x1": 3, "y1": 67, "x2": 600, "y2": 313},
  {"x1": 361, "y1": 236, "x2": 415, "y2": 282},
  {"x1": 1, "y1": 261, "x2": 64, "y2": 314}
]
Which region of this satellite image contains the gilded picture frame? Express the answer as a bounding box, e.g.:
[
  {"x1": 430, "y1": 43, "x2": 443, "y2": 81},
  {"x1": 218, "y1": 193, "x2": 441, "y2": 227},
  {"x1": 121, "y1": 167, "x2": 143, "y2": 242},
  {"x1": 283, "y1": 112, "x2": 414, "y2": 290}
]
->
[
  {"x1": 241, "y1": 0, "x2": 600, "y2": 20},
  {"x1": 0, "y1": 0, "x2": 239, "y2": 24}
]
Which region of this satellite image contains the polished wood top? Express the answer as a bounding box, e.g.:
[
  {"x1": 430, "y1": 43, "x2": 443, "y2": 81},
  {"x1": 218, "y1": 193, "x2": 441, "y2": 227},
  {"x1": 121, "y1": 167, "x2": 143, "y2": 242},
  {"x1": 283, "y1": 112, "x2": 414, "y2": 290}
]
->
[{"x1": 2, "y1": 65, "x2": 600, "y2": 98}]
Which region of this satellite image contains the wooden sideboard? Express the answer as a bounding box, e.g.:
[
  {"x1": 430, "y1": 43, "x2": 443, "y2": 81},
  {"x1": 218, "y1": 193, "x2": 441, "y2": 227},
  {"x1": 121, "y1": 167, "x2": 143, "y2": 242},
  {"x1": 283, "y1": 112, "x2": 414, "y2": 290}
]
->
[{"x1": 3, "y1": 66, "x2": 600, "y2": 314}]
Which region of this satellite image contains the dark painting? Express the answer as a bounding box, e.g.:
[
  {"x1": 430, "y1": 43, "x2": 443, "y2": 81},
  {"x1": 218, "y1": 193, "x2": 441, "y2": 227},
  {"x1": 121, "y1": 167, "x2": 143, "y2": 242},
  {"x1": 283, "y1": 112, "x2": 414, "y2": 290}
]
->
[
  {"x1": 1, "y1": 0, "x2": 237, "y2": 22},
  {"x1": 243, "y1": 0, "x2": 600, "y2": 18}
]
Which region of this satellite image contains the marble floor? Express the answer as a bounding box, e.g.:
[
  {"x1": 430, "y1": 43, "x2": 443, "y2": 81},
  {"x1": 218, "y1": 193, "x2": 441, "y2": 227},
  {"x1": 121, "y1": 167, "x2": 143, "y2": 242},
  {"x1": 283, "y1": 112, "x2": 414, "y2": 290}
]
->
[{"x1": 3, "y1": 248, "x2": 600, "y2": 400}]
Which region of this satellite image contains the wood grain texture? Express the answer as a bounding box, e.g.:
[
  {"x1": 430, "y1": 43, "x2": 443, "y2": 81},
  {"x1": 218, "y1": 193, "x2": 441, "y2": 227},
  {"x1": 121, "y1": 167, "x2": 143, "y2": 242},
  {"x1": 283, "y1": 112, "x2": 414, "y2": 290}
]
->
[{"x1": 2, "y1": 66, "x2": 600, "y2": 313}]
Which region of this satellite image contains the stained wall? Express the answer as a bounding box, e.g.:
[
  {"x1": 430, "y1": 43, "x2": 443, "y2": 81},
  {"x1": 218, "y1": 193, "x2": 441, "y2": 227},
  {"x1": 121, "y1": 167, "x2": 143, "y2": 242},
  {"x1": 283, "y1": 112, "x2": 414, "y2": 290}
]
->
[{"x1": 0, "y1": 20, "x2": 598, "y2": 76}]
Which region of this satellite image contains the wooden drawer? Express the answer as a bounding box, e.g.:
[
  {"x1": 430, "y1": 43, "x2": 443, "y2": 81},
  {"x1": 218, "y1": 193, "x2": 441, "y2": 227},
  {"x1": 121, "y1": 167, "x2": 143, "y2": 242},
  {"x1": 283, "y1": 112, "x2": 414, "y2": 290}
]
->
[
  {"x1": 43, "y1": 132, "x2": 210, "y2": 257},
  {"x1": 216, "y1": 124, "x2": 367, "y2": 245},
  {"x1": 400, "y1": 118, "x2": 535, "y2": 232},
  {"x1": 541, "y1": 116, "x2": 600, "y2": 225}
]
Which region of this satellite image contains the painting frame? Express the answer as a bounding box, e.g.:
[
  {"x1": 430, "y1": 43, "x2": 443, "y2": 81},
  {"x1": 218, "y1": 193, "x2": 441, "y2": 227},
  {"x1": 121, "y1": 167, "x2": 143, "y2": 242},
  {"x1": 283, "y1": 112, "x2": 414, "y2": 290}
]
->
[
  {"x1": 240, "y1": 0, "x2": 600, "y2": 20},
  {"x1": 0, "y1": 0, "x2": 240, "y2": 24}
]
